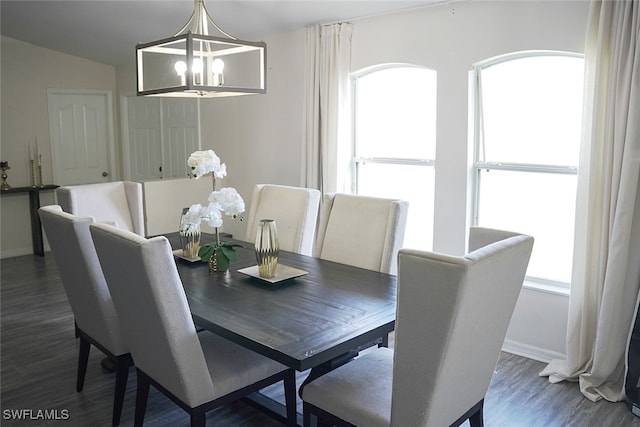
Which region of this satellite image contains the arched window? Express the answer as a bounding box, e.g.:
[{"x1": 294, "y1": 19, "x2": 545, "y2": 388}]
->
[
  {"x1": 351, "y1": 65, "x2": 437, "y2": 250},
  {"x1": 471, "y1": 51, "x2": 584, "y2": 287}
]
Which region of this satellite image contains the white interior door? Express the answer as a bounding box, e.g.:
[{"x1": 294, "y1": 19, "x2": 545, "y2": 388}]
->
[
  {"x1": 162, "y1": 99, "x2": 200, "y2": 179},
  {"x1": 48, "y1": 89, "x2": 114, "y2": 185},
  {"x1": 124, "y1": 96, "x2": 200, "y2": 181},
  {"x1": 127, "y1": 96, "x2": 162, "y2": 181}
]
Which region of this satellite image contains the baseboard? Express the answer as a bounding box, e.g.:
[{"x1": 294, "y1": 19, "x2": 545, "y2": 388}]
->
[
  {"x1": 0, "y1": 247, "x2": 34, "y2": 259},
  {"x1": 502, "y1": 339, "x2": 566, "y2": 363}
]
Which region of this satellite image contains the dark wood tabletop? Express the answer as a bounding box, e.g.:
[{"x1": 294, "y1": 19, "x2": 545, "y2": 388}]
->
[{"x1": 167, "y1": 233, "x2": 397, "y2": 373}]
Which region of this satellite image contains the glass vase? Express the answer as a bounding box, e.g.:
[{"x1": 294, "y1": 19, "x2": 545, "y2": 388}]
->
[
  {"x1": 255, "y1": 219, "x2": 279, "y2": 278},
  {"x1": 179, "y1": 208, "x2": 201, "y2": 259}
]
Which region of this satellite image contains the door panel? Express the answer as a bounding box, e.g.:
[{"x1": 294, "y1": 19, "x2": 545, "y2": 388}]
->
[
  {"x1": 162, "y1": 99, "x2": 199, "y2": 179},
  {"x1": 126, "y1": 97, "x2": 199, "y2": 181},
  {"x1": 127, "y1": 97, "x2": 162, "y2": 181},
  {"x1": 48, "y1": 91, "x2": 113, "y2": 185}
]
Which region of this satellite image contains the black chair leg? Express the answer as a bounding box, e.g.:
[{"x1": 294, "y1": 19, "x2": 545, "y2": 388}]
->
[
  {"x1": 190, "y1": 409, "x2": 206, "y2": 427},
  {"x1": 134, "y1": 371, "x2": 150, "y2": 427},
  {"x1": 303, "y1": 403, "x2": 312, "y2": 427},
  {"x1": 77, "y1": 337, "x2": 91, "y2": 392},
  {"x1": 468, "y1": 400, "x2": 484, "y2": 427},
  {"x1": 112, "y1": 356, "x2": 130, "y2": 426}
]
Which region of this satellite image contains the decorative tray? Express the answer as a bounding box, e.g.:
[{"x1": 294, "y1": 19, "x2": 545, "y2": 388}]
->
[
  {"x1": 172, "y1": 249, "x2": 200, "y2": 263},
  {"x1": 237, "y1": 264, "x2": 309, "y2": 284}
]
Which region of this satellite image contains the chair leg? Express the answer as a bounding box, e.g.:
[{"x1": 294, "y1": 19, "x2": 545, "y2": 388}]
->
[
  {"x1": 134, "y1": 370, "x2": 150, "y2": 427},
  {"x1": 303, "y1": 402, "x2": 312, "y2": 427},
  {"x1": 112, "y1": 356, "x2": 130, "y2": 426},
  {"x1": 468, "y1": 400, "x2": 484, "y2": 427},
  {"x1": 76, "y1": 337, "x2": 91, "y2": 392},
  {"x1": 283, "y1": 369, "x2": 297, "y2": 427},
  {"x1": 190, "y1": 409, "x2": 206, "y2": 427}
]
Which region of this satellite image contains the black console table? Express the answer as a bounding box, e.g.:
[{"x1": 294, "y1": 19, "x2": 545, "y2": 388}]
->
[{"x1": 1, "y1": 185, "x2": 59, "y2": 256}]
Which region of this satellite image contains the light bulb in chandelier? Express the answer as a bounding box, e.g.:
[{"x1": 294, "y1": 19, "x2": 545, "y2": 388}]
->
[
  {"x1": 192, "y1": 58, "x2": 203, "y2": 85},
  {"x1": 174, "y1": 60, "x2": 188, "y2": 85},
  {"x1": 212, "y1": 59, "x2": 225, "y2": 86}
]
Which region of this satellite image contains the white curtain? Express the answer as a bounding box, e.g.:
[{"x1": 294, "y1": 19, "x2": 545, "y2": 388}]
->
[
  {"x1": 541, "y1": 1, "x2": 640, "y2": 402},
  {"x1": 301, "y1": 23, "x2": 353, "y2": 194}
]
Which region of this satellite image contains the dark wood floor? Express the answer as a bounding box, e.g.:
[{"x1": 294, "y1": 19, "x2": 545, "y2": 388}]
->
[{"x1": 1, "y1": 253, "x2": 638, "y2": 426}]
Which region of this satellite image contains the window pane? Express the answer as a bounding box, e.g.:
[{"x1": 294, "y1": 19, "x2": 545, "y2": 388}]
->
[
  {"x1": 356, "y1": 67, "x2": 436, "y2": 159},
  {"x1": 357, "y1": 162, "x2": 434, "y2": 251},
  {"x1": 480, "y1": 55, "x2": 583, "y2": 166},
  {"x1": 477, "y1": 169, "x2": 576, "y2": 283}
]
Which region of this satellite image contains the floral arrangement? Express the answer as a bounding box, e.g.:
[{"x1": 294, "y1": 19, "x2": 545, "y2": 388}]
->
[
  {"x1": 188, "y1": 149, "x2": 227, "y2": 180},
  {"x1": 184, "y1": 150, "x2": 245, "y2": 271}
]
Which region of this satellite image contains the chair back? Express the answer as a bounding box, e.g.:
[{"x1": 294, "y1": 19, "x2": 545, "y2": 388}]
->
[
  {"x1": 142, "y1": 177, "x2": 214, "y2": 235},
  {"x1": 315, "y1": 193, "x2": 408, "y2": 274},
  {"x1": 38, "y1": 205, "x2": 127, "y2": 355},
  {"x1": 90, "y1": 223, "x2": 215, "y2": 407},
  {"x1": 57, "y1": 181, "x2": 145, "y2": 236},
  {"x1": 391, "y1": 227, "x2": 533, "y2": 426},
  {"x1": 244, "y1": 184, "x2": 321, "y2": 256}
]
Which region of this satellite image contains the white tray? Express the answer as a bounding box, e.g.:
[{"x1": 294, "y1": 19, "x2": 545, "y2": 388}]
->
[
  {"x1": 172, "y1": 249, "x2": 200, "y2": 263},
  {"x1": 237, "y1": 264, "x2": 308, "y2": 284}
]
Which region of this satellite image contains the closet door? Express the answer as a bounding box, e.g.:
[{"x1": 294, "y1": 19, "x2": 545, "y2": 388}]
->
[
  {"x1": 127, "y1": 96, "x2": 162, "y2": 181},
  {"x1": 125, "y1": 97, "x2": 200, "y2": 181},
  {"x1": 162, "y1": 99, "x2": 200, "y2": 179}
]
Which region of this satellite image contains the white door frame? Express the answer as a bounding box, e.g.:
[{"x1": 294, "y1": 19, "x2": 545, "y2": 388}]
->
[{"x1": 47, "y1": 88, "x2": 116, "y2": 185}]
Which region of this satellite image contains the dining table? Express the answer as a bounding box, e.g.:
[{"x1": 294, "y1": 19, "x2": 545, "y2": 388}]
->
[{"x1": 166, "y1": 232, "x2": 397, "y2": 426}]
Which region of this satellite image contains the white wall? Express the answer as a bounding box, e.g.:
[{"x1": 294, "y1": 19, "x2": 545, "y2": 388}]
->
[
  {"x1": 0, "y1": 36, "x2": 118, "y2": 257},
  {"x1": 156, "y1": 1, "x2": 587, "y2": 360},
  {"x1": 1, "y1": 1, "x2": 590, "y2": 360},
  {"x1": 347, "y1": 1, "x2": 589, "y2": 361}
]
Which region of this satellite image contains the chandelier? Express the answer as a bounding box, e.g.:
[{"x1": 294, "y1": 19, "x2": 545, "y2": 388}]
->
[{"x1": 136, "y1": 0, "x2": 266, "y2": 97}]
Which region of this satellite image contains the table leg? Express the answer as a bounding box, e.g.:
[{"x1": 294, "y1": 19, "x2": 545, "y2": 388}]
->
[{"x1": 28, "y1": 189, "x2": 45, "y2": 256}]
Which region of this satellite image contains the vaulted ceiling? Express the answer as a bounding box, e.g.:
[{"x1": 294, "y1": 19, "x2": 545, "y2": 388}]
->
[{"x1": 1, "y1": 0, "x2": 445, "y2": 66}]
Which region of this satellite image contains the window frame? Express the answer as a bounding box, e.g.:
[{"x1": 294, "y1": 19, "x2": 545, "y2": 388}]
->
[
  {"x1": 350, "y1": 63, "x2": 437, "y2": 192},
  {"x1": 471, "y1": 50, "x2": 584, "y2": 289}
]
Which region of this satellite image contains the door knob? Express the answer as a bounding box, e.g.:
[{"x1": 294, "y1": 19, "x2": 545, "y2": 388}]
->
[{"x1": 102, "y1": 171, "x2": 108, "y2": 177}]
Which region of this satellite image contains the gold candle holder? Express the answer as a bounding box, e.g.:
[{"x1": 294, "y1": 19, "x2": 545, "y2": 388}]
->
[
  {"x1": 30, "y1": 159, "x2": 36, "y2": 187},
  {"x1": 0, "y1": 161, "x2": 11, "y2": 190},
  {"x1": 37, "y1": 164, "x2": 43, "y2": 187}
]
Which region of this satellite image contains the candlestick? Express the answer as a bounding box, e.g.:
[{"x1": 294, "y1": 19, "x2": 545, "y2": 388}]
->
[
  {"x1": 37, "y1": 164, "x2": 43, "y2": 187},
  {"x1": 30, "y1": 159, "x2": 36, "y2": 187}
]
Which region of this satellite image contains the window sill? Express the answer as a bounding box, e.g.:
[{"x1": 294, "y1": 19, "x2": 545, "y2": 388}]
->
[{"x1": 522, "y1": 279, "x2": 570, "y2": 297}]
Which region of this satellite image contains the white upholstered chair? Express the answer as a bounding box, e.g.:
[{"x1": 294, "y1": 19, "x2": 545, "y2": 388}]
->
[
  {"x1": 89, "y1": 223, "x2": 297, "y2": 427},
  {"x1": 57, "y1": 181, "x2": 145, "y2": 236},
  {"x1": 301, "y1": 227, "x2": 534, "y2": 427},
  {"x1": 38, "y1": 205, "x2": 132, "y2": 427},
  {"x1": 244, "y1": 184, "x2": 321, "y2": 255},
  {"x1": 314, "y1": 193, "x2": 408, "y2": 275}
]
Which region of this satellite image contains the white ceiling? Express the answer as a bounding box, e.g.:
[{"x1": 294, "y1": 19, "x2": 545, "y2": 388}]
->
[{"x1": 1, "y1": 0, "x2": 443, "y2": 66}]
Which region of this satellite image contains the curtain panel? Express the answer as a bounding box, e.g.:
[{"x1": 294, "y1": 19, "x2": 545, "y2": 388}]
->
[
  {"x1": 541, "y1": 0, "x2": 640, "y2": 403},
  {"x1": 301, "y1": 23, "x2": 353, "y2": 194}
]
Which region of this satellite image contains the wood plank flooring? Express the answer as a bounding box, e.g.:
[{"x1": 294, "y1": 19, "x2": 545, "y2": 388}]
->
[{"x1": 2, "y1": 253, "x2": 638, "y2": 426}]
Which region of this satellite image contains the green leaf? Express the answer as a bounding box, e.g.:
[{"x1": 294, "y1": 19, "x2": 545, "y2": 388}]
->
[
  {"x1": 216, "y1": 249, "x2": 231, "y2": 271},
  {"x1": 220, "y1": 245, "x2": 238, "y2": 261},
  {"x1": 198, "y1": 245, "x2": 214, "y2": 262}
]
